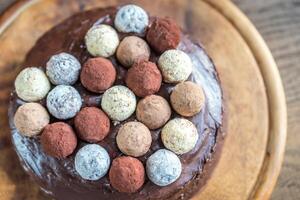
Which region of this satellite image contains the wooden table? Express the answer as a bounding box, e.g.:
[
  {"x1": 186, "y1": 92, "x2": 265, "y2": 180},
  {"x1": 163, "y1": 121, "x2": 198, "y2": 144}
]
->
[{"x1": 0, "y1": 0, "x2": 299, "y2": 199}]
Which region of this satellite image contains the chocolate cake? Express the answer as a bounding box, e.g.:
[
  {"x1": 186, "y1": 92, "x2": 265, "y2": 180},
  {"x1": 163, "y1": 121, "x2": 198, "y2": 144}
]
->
[{"x1": 8, "y1": 4, "x2": 223, "y2": 200}]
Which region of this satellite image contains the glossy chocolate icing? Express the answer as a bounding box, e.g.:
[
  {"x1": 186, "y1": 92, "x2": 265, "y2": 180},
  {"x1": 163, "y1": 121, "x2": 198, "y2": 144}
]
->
[{"x1": 8, "y1": 7, "x2": 222, "y2": 200}]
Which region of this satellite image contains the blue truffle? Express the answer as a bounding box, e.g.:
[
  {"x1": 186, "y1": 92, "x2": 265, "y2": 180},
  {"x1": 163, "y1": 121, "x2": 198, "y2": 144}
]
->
[
  {"x1": 46, "y1": 85, "x2": 82, "y2": 119},
  {"x1": 46, "y1": 52, "x2": 81, "y2": 85},
  {"x1": 114, "y1": 4, "x2": 149, "y2": 34},
  {"x1": 146, "y1": 149, "x2": 182, "y2": 186},
  {"x1": 75, "y1": 144, "x2": 110, "y2": 181}
]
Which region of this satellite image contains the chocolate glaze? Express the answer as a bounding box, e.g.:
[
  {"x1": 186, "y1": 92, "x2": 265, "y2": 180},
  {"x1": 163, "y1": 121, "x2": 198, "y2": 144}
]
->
[{"x1": 8, "y1": 7, "x2": 222, "y2": 200}]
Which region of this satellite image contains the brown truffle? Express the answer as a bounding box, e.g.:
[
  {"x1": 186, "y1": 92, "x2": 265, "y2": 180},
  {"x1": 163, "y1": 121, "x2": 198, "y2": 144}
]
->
[
  {"x1": 80, "y1": 57, "x2": 116, "y2": 93},
  {"x1": 136, "y1": 95, "x2": 171, "y2": 129},
  {"x1": 74, "y1": 107, "x2": 110, "y2": 143},
  {"x1": 116, "y1": 122, "x2": 152, "y2": 157},
  {"x1": 146, "y1": 17, "x2": 181, "y2": 53},
  {"x1": 109, "y1": 156, "x2": 145, "y2": 193},
  {"x1": 125, "y1": 60, "x2": 162, "y2": 97},
  {"x1": 14, "y1": 103, "x2": 50, "y2": 137},
  {"x1": 117, "y1": 36, "x2": 150, "y2": 67},
  {"x1": 171, "y1": 81, "x2": 205, "y2": 117},
  {"x1": 41, "y1": 122, "x2": 77, "y2": 159}
]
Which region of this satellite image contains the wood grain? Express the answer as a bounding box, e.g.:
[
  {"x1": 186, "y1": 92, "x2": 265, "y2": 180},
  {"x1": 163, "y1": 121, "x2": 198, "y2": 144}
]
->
[
  {"x1": 0, "y1": 0, "x2": 288, "y2": 199},
  {"x1": 232, "y1": 1, "x2": 300, "y2": 200}
]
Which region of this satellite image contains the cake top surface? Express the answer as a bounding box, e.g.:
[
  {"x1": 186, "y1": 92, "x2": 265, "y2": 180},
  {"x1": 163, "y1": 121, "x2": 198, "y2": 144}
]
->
[{"x1": 10, "y1": 4, "x2": 222, "y2": 200}]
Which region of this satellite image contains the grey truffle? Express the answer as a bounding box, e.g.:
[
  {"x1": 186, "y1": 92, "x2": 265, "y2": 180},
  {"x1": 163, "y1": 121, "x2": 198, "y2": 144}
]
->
[
  {"x1": 114, "y1": 4, "x2": 149, "y2": 34},
  {"x1": 46, "y1": 85, "x2": 82, "y2": 120},
  {"x1": 75, "y1": 144, "x2": 110, "y2": 181},
  {"x1": 146, "y1": 149, "x2": 182, "y2": 186},
  {"x1": 46, "y1": 52, "x2": 81, "y2": 85}
]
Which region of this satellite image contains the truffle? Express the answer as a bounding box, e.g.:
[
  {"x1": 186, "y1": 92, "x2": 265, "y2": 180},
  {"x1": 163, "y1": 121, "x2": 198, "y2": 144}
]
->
[
  {"x1": 46, "y1": 52, "x2": 81, "y2": 85},
  {"x1": 114, "y1": 4, "x2": 149, "y2": 34},
  {"x1": 116, "y1": 36, "x2": 150, "y2": 67},
  {"x1": 136, "y1": 95, "x2": 171, "y2": 130},
  {"x1": 85, "y1": 24, "x2": 119, "y2": 57},
  {"x1": 75, "y1": 144, "x2": 110, "y2": 181},
  {"x1": 171, "y1": 81, "x2": 205, "y2": 117},
  {"x1": 74, "y1": 107, "x2": 110, "y2": 143},
  {"x1": 46, "y1": 85, "x2": 82, "y2": 120},
  {"x1": 101, "y1": 85, "x2": 136, "y2": 121},
  {"x1": 146, "y1": 17, "x2": 180, "y2": 53},
  {"x1": 161, "y1": 118, "x2": 198, "y2": 155},
  {"x1": 80, "y1": 57, "x2": 116, "y2": 93},
  {"x1": 146, "y1": 149, "x2": 182, "y2": 186},
  {"x1": 116, "y1": 122, "x2": 152, "y2": 157},
  {"x1": 14, "y1": 103, "x2": 50, "y2": 137},
  {"x1": 41, "y1": 122, "x2": 77, "y2": 159},
  {"x1": 109, "y1": 156, "x2": 145, "y2": 193},
  {"x1": 15, "y1": 67, "x2": 50, "y2": 102},
  {"x1": 158, "y1": 49, "x2": 192, "y2": 83},
  {"x1": 125, "y1": 60, "x2": 162, "y2": 97}
]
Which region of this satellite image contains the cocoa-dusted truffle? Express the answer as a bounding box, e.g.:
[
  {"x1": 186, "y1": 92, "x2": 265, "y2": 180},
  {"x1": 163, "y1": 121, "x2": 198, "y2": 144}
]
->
[
  {"x1": 85, "y1": 24, "x2": 119, "y2": 57},
  {"x1": 136, "y1": 95, "x2": 171, "y2": 130},
  {"x1": 158, "y1": 49, "x2": 193, "y2": 83},
  {"x1": 146, "y1": 17, "x2": 180, "y2": 53},
  {"x1": 41, "y1": 122, "x2": 77, "y2": 159},
  {"x1": 46, "y1": 52, "x2": 81, "y2": 85},
  {"x1": 171, "y1": 81, "x2": 205, "y2": 117},
  {"x1": 14, "y1": 103, "x2": 50, "y2": 137},
  {"x1": 161, "y1": 118, "x2": 198, "y2": 155},
  {"x1": 46, "y1": 85, "x2": 82, "y2": 120},
  {"x1": 117, "y1": 36, "x2": 150, "y2": 67},
  {"x1": 80, "y1": 58, "x2": 116, "y2": 93},
  {"x1": 116, "y1": 122, "x2": 152, "y2": 157},
  {"x1": 126, "y1": 60, "x2": 162, "y2": 97},
  {"x1": 15, "y1": 67, "x2": 50, "y2": 102},
  {"x1": 146, "y1": 149, "x2": 182, "y2": 186},
  {"x1": 101, "y1": 85, "x2": 136, "y2": 121},
  {"x1": 75, "y1": 144, "x2": 110, "y2": 181},
  {"x1": 114, "y1": 5, "x2": 149, "y2": 34},
  {"x1": 109, "y1": 156, "x2": 145, "y2": 193},
  {"x1": 74, "y1": 107, "x2": 110, "y2": 143}
]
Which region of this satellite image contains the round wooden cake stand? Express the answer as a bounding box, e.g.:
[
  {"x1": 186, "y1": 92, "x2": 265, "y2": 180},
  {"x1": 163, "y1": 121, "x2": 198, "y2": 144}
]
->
[{"x1": 0, "y1": 0, "x2": 287, "y2": 199}]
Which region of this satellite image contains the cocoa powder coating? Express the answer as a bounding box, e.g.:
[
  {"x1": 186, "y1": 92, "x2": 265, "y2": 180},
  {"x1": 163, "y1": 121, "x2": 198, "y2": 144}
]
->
[
  {"x1": 109, "y1": 156, "x2": 145, "y2": 193},
  {"x1": 146, "y1": 17, "x2": 181, "y2": 53},
  {"x1": 80, "y1": 57, "x2": 116, "y2": 93},
  {"x1": 41, "y1": 122, "x2": 77, "y2": 159},
  {"x1": 74, "y1": 107, "x2": 110, "y2": 143},
  {"x1": 125, "y1": 60, "x2": 162, "y2": 97}
]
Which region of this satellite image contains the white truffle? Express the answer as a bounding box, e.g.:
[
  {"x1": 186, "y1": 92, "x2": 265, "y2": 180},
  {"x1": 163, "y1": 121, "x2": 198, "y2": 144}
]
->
[
  {"x1": 46, "y1": 85, "x2": 82, "y2": 120},
  {"x1": 46, "y1": 52, "x2": 81, "y2": 85},
  {"x1": 114, "y1": 4, "x2": 149, "y2": 34},
  {"x1": 146, "y1": 149, "x2": 182, "y2": 186},
  {"x1": 161, "y1": 118, "x2": 198, "y2": 155},
  {"x1": 158, "y1": 50, "x2": 193, "y2": 83},
  {"x1": 75, "y1": 144, "x2": 110, "y2": 181},
  {"x1": 15, "y1": 67, "x2": 51, "y2": 102},
  {"x1": 85, "y1": 24, "x2": 119, "y2": 57},
  {"x1": 101, "y1": 85, "x2": 136, "y2": 121},
  {"x1": 14, "y1": 103, "x2": 50, "y2": 137}
]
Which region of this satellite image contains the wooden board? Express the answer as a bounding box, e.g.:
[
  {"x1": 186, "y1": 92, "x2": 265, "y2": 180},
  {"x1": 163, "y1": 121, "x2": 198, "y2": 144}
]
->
[
  {"x1": 231, "y1": 1, "x2": 300, "y2": 199},
  {"x1": 0, "y1": 0, "x2": 287, "y2": 199}
]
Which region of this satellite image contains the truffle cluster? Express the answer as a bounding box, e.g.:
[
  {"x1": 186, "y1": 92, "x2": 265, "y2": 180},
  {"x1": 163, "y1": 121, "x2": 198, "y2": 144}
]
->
[{"x1": 13, "y1": 4, "x2": 207, "y2": 194}]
